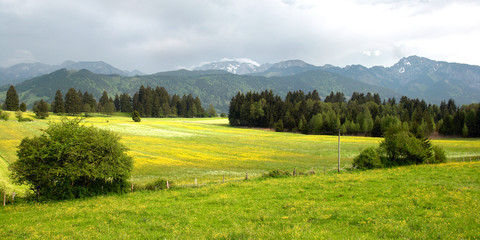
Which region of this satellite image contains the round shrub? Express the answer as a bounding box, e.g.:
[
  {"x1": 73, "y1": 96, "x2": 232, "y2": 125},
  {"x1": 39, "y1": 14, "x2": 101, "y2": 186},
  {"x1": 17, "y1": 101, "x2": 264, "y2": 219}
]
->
[
  {"x1": 132, "y1": 110, "x2": 141, "y2": 122},
  {"x1": 352, "y1": 147, "x2": 383, "y2": 169},
  {"x1": 10, "y1": 119, "x2": 133, "y2": 200}
]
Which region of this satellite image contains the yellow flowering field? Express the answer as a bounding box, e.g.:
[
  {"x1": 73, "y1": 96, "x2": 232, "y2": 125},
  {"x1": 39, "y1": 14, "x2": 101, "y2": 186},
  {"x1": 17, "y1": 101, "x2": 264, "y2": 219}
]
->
[{"x1": 1, "y1": 112, "x2": 480, "y2": 192}]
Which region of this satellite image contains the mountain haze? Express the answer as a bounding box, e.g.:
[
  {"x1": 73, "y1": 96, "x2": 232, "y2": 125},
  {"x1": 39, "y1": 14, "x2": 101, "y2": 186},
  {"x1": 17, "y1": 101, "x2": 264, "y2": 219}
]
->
[{"x1": 0, "y1": 61, "x2": 143, "y2": 85}]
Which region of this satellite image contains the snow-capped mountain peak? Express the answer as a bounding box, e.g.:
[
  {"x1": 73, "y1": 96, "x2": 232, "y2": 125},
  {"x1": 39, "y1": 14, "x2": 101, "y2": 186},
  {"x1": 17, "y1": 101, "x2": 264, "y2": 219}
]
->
[{"x1": 194, "y1": 58, "x2": 263, "y2": 74}]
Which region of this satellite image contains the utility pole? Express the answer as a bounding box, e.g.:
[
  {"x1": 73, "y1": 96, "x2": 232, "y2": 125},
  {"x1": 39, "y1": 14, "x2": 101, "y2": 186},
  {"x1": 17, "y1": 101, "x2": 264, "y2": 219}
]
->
[{"x1": 338, "y1": 128, "x2": 340, "y2": 173}]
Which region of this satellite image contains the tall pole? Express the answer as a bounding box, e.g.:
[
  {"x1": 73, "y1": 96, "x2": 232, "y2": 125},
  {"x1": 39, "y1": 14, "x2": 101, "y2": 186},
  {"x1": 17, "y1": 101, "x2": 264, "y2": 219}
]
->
[{"x1": 338, "y1": 128, "x2": 340, "y2": 173}]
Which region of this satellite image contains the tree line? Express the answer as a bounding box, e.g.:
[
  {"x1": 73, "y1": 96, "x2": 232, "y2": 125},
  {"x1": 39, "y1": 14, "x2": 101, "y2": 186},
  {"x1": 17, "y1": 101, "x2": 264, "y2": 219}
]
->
[
  {"x1": 2, "y1": 85, "x2": 217, "y2": 118},
  {"x1": 228, "y1": 90, "x2": 480, "y2": 137}
]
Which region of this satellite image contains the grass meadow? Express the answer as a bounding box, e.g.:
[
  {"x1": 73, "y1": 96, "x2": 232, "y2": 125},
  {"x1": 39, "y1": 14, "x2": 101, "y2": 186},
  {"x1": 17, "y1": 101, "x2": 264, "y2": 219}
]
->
[{"x1": 1, "y1": 111, "x2": 480, "y2": 238}]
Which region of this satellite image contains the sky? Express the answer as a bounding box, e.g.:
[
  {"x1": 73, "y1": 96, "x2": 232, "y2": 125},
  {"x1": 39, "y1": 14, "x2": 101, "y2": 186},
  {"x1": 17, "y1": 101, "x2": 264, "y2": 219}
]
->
[{"x1": 1, "y1": 0, "x2": 480, "y2": 74}]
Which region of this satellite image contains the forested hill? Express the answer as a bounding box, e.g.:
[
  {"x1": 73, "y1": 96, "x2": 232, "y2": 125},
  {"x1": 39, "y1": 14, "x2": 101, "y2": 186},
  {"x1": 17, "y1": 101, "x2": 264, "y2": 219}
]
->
[{"x1": 0, "y1": 68, "x2": 399, "y2": 113}]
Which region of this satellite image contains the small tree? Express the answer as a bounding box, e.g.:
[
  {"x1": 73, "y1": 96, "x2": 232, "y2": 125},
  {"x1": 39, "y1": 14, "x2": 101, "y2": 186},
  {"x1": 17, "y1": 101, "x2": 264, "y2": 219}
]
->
[
  {"x1": 83, "y1": 103, "x2": 92, "y2": 117},
  {"x1": 10, "y1": 119, "x2": 133, "y2": 200},
  {"x1": 462, "y1": 123, "x2": 469, "y2": 137},
  {"x1": 132, "y1": 110, "x2": 141, "y2": 122},
  {"x1": 103, "y1": 102, "x2": 115, "y2": 117},
  {"x1": 19, "y1": 102, "x2": 27, "y2": 112},
  {"x1": 33, "y1": 99, "x2": 49, "y2": 119},
  {"x1": 64, "y1": 88, "x2": 82, "y2": 115},
  {"x1": 275, "y1": 119, "x2": 284, "y2": 132},
  {"x1": 52, "y1": 90, "x2": 65, "y2": 114},
  {"x1": 207, "y1": 104, "x2": 217, "y2": 117}
]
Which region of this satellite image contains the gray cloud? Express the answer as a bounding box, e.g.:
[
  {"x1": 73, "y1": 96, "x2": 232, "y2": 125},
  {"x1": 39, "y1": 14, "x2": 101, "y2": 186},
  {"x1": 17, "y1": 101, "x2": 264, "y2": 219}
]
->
[{"x1": 1, "y1": 0, "x2": 479, "y2": 73}]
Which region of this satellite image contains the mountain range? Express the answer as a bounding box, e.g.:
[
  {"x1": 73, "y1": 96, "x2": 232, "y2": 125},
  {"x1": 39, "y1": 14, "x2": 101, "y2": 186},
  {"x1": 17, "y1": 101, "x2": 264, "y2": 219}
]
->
[
  {"x1": 195, "y1": 56, "x2": 480, "y2": 105},
  {"x1": 0, "y1": 61, "x2": 143, "y2": 85},
  {"x1": 1, "y1": 56, "x2": 479, "y2": 113}
]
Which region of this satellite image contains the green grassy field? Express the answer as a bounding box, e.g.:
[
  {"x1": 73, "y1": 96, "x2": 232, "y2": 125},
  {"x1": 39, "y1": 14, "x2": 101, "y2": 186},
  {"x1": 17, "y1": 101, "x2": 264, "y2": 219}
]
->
[
  {"x1": 1, "y1": 162, "x2": 479, "y2": 239},
  {"x1": 1, "y1": 112, "x2": 480, "y2": 238}
]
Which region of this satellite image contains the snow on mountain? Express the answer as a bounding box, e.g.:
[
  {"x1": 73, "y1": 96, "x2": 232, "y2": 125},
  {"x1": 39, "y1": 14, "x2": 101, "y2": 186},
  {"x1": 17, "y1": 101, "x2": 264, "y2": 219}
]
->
[
  {"x1": 193, "y1": 58, "x2": 316, "y2": 76},
  {"x1": 194, "y1": 58, "x2": 263, "y2": 74}
]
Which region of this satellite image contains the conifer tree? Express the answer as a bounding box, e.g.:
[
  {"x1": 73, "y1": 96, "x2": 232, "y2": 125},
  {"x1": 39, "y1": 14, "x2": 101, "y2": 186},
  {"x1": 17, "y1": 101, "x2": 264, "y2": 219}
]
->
[
  {"x1": 33, "y1": 99, "x2": 49, "y2": 119},
  {"x1": 19, "y1": 102, "x2": 27, "y2": 112},
  {"x1": 64, "y1": 88, "x2": 82, "y2": 115},
  {"x1": 4, "y1": 85, "x2": 19, "y2": 111},
  {"x1": 82, "y1": 91, "x2": 97, "y2": 112},
  {"x1": 114, "y1": 94, "x2": 121, "y2": 111},
  {"x1": 119, "y1": 93, "x2": 132, "y2": 112},
  {"x1": 52, "y1": 90, "x2": 65, "y2": 114},
  {"x1": 103, "y1": 102, "x2": 115, "y2": 116},
  {"x1": 98, "y1": 90, "x2": 109, "y2": 111}
]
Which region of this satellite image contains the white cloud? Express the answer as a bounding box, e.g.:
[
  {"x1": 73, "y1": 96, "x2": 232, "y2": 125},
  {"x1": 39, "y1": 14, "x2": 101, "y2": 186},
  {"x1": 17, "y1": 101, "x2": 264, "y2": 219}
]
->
[
  {"x1": 2, "y1": 49, "x2": 37, "y2": 67},
  {"x1": 0, "y1": 0, "x2": 479, "y2": 72}
]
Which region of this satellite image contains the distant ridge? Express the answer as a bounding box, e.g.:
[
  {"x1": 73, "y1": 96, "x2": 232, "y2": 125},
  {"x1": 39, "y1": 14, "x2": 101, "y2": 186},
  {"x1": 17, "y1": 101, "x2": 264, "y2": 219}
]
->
[{"x1": 0, "y1": 61, "x2": 143, "y2": 85}]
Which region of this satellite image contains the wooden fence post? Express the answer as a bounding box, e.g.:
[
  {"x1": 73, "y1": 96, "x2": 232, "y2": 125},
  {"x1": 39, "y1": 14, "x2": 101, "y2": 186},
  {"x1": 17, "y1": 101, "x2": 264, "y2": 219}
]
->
[
  {"x1": 245, "y1": 172, "x2": 248, "y2": 180},
  {"x1": 12, "y1": 192, "x2": 15, "y2": 204},
  {"x1": 195, "y1": 178, "x2": 197, "y2": 186},
  {"x1": 166, "y1": 181, "x2": 170, "y2": 189},
  {"x1": 131, "y1": 182, "x2": 134, "y2": 192},
  {"x1": 293, "y1": 168, "x2": 296, "y2": 176}
]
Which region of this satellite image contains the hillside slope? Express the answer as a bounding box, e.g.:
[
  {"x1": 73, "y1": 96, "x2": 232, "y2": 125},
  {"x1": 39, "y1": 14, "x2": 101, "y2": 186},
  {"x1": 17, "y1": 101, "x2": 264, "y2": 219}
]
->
[{"x1": 0, "y1": 69, "x2": 398, "y2": 113}]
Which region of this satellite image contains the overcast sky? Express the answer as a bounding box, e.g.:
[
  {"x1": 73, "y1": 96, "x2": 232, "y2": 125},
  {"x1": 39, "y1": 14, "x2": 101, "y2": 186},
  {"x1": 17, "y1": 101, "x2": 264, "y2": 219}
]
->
[{"x1": 1, "y1": 0, "x2": 480, "y2": 73}]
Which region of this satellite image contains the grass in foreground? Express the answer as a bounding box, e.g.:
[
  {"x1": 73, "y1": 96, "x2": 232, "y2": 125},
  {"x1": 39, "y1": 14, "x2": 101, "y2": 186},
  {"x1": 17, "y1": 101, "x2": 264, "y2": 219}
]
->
[{"x1": 1, "y1": 162, "x2": 479, "y2": 239}]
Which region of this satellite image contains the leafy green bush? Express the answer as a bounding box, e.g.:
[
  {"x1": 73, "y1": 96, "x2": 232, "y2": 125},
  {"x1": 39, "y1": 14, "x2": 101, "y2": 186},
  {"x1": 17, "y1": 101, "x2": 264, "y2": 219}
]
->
[
  {"x1": 352, "y1": 147, "x2": 383, "y2": 169},
  {"x1": 144, "y1": 178, "x2": 171, "y2": 191},
  {"x1": 265, "y1": 169, "x2": 292, "y2": 178},
  {"x1": 9, "y1": 119, "x2": 133, "y2": 200},
  {"x1": 380, "y1": 131, "x2": 433, "y2": 167},
  {"x1": 432, "y1": 145, "x2": 447, "y2": 163},
  {"x1": 132, "y1": 110, "x2": 141, "y2": 122},
  {"x1": 15, "y1": 110, "x2": 33, "y2": 122},
  {"x1": 0, "y1": 110, "x2": 9, "y2": 121},
  {"x1": 352, "y1": 130, "x2": 444, "y2": 170}
]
